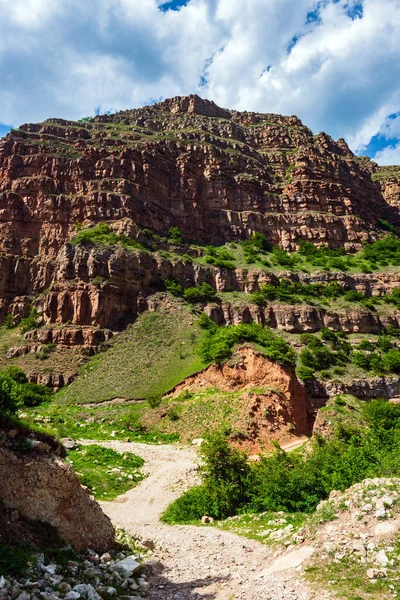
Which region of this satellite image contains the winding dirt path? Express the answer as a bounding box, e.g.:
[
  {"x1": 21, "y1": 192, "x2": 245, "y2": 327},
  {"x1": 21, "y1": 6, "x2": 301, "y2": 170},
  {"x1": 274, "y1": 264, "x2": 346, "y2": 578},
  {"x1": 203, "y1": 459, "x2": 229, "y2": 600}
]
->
[{"x1": 81, "y1": 440, "x2": 323, "y2": 600}]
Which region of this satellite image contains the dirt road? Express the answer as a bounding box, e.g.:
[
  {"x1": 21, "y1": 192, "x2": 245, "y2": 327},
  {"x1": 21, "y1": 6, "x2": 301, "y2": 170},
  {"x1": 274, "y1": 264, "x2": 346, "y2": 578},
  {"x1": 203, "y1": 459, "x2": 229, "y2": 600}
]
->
[{"x1": 82, "y1": 440, "x2": 321, "y2": 600}]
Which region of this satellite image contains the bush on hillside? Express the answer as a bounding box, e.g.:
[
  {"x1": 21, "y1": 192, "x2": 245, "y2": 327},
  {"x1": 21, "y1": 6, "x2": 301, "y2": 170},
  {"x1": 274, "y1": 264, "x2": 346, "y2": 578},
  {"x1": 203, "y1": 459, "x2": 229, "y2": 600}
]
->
[
  {"x1": 362, "y1": 235, "x2": 400, "y2": 266},
  {"x1": 20, "y1": 307, "x2": 40, "y2": 333},
  {"x1": 71, "y1": 223, "x2": 144, "y2": 250},
  {"x1": 272, "y1": 247, "x2": 298, "y2": 268},
  {"x1": 168, "y1": 227, "x2": 184, "y2": 245},
  {"x1": 163, "y1": 278, "x2": 184, "y2": 297},
  {"x1": 163, "y1": 399, "x2": 400, "y2": 522},
  {"x1": 204, "y1": 246, "x2": 236, "y2": 269},
  {"x1": 163, "y1": 431, "x2": 250, "y2": 522},
  {"x1": 199, "y1": 323, "x2": 296, "y2": 366},
  {"x1": 183, "y1": 283, "x2": 216, "y2": 304},
  {"x1": 0, "y1": 367, "x2": 51, "y2": 414}
]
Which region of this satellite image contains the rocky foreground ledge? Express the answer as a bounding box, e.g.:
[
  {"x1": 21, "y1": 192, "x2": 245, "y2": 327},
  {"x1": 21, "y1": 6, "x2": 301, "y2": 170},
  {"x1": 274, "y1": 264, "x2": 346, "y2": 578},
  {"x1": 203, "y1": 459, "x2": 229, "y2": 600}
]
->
[{"x1": 0, "y1": 542, "x2": 161, "y2": 600}]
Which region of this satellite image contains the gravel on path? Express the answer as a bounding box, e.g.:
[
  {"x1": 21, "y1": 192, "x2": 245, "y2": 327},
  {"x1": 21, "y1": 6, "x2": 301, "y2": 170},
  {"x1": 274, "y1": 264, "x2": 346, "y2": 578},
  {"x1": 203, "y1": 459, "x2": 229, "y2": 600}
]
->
[{"x1": 80, "y1": 440, "x2": 325, "y2": 600}]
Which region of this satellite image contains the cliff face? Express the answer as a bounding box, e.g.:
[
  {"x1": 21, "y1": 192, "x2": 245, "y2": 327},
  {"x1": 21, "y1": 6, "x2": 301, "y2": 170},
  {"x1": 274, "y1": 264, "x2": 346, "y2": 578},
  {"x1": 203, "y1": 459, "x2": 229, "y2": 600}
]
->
[
  {"x1": 171, "y1": 345, "x2": 314, "y2": 452},
  {"x1": 0, "y1": 94, "x2": 399, "y2": 355},
  {"x1": 0, "y1": 94, "x2": 396, "y2": 261}
]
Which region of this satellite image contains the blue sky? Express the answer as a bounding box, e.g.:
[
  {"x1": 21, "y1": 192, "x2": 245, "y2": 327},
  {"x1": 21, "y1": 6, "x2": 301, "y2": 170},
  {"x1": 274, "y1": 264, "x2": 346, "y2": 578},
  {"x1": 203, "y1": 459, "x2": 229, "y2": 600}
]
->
[{"x1": 1, "y1": 0, "x2": 400, "y2": 164}]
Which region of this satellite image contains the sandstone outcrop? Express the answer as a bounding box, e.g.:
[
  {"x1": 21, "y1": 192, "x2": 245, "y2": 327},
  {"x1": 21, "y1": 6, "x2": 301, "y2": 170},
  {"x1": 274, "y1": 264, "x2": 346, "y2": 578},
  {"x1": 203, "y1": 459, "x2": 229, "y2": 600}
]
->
[
  {"x1": 0, "y1": 94, "x2": 398, "y2": 375},
  {"x1": 0, "y1": 422, "x2": 115, "y2": 551},
  {"x1": 205, "y1": 301, "x2": 400, "y2": 333},
  {"x1": 171, "y1": 346, "x2": 314, "y2": 450}
]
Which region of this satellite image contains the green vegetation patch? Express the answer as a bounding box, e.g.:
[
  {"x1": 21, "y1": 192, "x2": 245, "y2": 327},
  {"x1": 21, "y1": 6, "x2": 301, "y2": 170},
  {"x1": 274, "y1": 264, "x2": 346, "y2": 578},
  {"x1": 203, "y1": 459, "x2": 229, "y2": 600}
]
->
[
  {"x1": 305, "y1": 542, "x2": 400, "y2": 600},
  {"x1": 212, "y1": 511, "x2": 306, "y2": 544},
  {"x1": 66, "y1": 444, "x2": 144, "y2": 500},
  {"x1": 56, "y1": 301, "x2": 205, "y2": 405},
  {"x1": 162, "y1": 398, "x2": 400, "y2": 522},
  {"x1": 296, "y1": 329, "x2": 400, "y2": 381},
  {"x1": 198, "y1": 319, "x2": 296, "y2": 366},
  {"x1": 0, "y1": 366, "x2": 52, "y2": 415},
  {"x1": 71, "y1": 223, "x2": 145, "y2": 250},
  {"x1": 24, "y1": 400, "x2": 180, "y2": 444}
]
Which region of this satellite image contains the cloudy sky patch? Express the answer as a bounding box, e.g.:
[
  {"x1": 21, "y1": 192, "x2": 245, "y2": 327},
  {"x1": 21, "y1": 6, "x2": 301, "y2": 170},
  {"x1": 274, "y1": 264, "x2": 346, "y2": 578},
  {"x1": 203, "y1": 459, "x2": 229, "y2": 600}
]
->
[{"x1": 0, "y1": 0, "x2": 399, "y2": 164}]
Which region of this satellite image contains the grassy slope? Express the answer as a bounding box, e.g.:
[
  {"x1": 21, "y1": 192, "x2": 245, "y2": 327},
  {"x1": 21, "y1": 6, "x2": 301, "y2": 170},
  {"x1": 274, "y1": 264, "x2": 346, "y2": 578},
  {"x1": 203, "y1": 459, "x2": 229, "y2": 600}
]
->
[
  {"x1": 66, "y1": 444, "x2": 144, "y2": 500},
  {"x1": 58, "y1": 300, "x2": 205, "y2": 405}
]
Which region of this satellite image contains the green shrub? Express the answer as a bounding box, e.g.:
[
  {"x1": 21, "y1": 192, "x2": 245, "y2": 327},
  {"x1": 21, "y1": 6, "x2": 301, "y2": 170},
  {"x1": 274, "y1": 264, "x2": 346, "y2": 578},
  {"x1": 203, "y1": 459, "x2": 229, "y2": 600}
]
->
[
  {"x1": 297, "y1": 241, "x2": 349, "y2": 270},
  {"x1": 0, "y1": 374, "x2": 18, "y2": 414},
  {"x1": 20, "y1": 307, "x2": 40, "y2": 333},
  {"x1": 2, "y1": 314, "x2": 16, "y2": 329},
  {"x1": 296, "y1": 365, "x2": 314, "y2": 381},
  {"x1": 181, "y1": 253, "x2": 193, "y2": 264},
  {"x1": 272, "y1": 247, "x2": 298, "y2": 267},
  {"x1": 168, "y1": 227, "x2": 184, "y2": 245},
  {"x1": 250, "y1": 279, "x2": 350, "y2": 306},
  {"x1": 34, "y1": 344, "x2": 56, "y2": 361},
  {"x1": 239, "y1": 233, "x2": 271, "y2": 264},
  {"x1": 162, "y1": 431, "x2": 250, "y2": 522},
  {"x1": 344, "y1": 290, "x2": 365, "y2": 302},
  {"x1": 204, "y1": 246, "x2": 236, "y2": 269},
  {"x1": 382, "y1": 348, "x2": 400, "y2": 373},
  {"x1": 147, "y1": 394, "x2": 163, "y2": 409},
  {"x1": 0, "y1": 544, "x2": 33, "y2": 576},
  {"x1": 18, "y1": 382, "x2": 52, "y2": 407},
  {"x1": 384, "y1": 288, "x2": 400, "y2": 309},
  {"x1": 199, "y1": 323, "x2": 296, "y2": 366},
  {"x1": 167, "y1": 406, "x2": 181, "y2": 421},
  {"x1": 0, "y1": 368, "x2": 50, "y2": 413},
  {"x1": 71, "y1": 223, "x2": 144, "y2": 250},
  {"x1": 362, "y1": 235, "x2": 400, "y2": 266},
  {"x1": 357, "y1": 339, "x2": 376, "y2": 351},
  {"x1": 198, "y1": 313, "x2": 217, "y2": 330},
  {"x1": 119, "y1": 410, "x2": 147, "y2": 433},
  {"x1": 183, "y1": 283, "x2": 216, "y2": 304},
  {"x1": 4, "y1": 367, "x2": 28, "y2": 384},
  {"x1": 162, "y1": 485, "x2": 215, "y2": 523},
  {"x1": 163, "y1": 278, "x2": 183, "y2": 297},
  {"x1": 163, "y1": 399, "x2": 400, "y2": 521}
]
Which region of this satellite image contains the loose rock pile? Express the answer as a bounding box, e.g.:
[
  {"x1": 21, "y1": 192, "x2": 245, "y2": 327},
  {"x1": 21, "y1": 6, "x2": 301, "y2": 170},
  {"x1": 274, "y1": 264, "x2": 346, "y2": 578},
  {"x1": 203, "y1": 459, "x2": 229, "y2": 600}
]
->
[
  {"x1": 302, "y1": 478, "x2": 400, "y2": 594},
  {"x1": 0, "y1": 544, "x2": 160, "y2": 600}
]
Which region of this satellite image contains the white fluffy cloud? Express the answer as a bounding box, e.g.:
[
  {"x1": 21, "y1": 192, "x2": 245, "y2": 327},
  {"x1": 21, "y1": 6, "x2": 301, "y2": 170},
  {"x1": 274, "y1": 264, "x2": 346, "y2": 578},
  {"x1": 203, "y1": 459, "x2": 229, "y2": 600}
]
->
[
  {"x1": 375, "y1": 143, "x2": 400, "y2": 166},
  {"x1": 0, "y1": 0, "x2": 399, "y2": 163}
]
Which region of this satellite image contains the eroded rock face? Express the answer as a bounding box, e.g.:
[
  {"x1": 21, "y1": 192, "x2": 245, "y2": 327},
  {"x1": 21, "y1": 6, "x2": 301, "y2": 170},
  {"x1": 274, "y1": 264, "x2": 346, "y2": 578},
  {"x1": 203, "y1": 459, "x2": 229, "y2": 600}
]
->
[
  {"x1": 205, "y1": 301, "x2": 400, "y2": 334},
  {"x1": 172, "y1": 346, "x2": 313, "y2": 451},
  {"x1": 0, "y1": 447, "x2": 115, "y2": 551},
  {"x1": 0, "y1": 94, "x2": 398, "y2": 337},
  {"x1": 0, "y1": 95, "x2": 395, "y2": 259}
]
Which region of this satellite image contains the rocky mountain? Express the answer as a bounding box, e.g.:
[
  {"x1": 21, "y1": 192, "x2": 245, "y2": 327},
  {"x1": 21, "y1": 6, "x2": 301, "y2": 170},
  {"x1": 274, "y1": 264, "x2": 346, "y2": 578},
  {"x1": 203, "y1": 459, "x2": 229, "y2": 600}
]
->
[{"x1": 0, "y1": 94, "x2": 399, "y2": 400}]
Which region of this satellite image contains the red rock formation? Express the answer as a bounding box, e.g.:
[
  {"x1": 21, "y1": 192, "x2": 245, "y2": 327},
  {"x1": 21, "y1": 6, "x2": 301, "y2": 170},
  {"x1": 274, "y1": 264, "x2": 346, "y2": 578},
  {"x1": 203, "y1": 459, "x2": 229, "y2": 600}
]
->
[
  {"x1": 171, "y1": 345, "x2": 314, "y2": 452},
  {"x1": 0, "y1": 95, "x2": 398, "y2": 336}
]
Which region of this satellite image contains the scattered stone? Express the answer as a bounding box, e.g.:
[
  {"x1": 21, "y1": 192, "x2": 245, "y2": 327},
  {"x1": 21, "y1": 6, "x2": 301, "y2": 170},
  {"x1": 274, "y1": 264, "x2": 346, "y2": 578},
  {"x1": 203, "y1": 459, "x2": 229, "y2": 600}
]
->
[
  {"x1": 113, "y1": 556, "x2": 141, "y2": 577},
  {"x1": 375, "y1": 507, "x2": 386, "y2": 519},
  {"x1": 143, "y1": 558, "x2": 164, "y2": 575},
  {"x1": 201, "y1": 516, "x2": 214, "y2": 524},
  {"x1": 191, "y1": 438, "x2": 204, "y2": 446},
  {"x1": 141, "y1": 539, "x2": 155, "y2": 550},
  {"x1": 375, "y1": 550, "x2": 389, "y2": 567},
  {"x1": 106, "y1": 588, "x2": 117, "y2": 597},
  {"x1": 43, "y1": 564, "x2": 57, "y2": 575},
  {"x1": 65, "y1": 592, "x2": 80, "y2": 600},
  {"x1": 100, "y1": 553, "x2": 112, "y2": 563}
]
